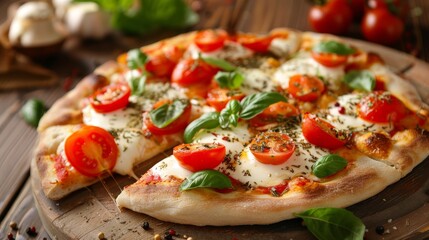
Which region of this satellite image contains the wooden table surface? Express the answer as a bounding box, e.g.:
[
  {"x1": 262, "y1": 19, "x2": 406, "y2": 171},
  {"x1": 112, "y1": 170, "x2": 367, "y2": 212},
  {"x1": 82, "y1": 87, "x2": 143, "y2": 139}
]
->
[{"x1": 1, "y1": 0, "x2": 429, "y2": 239}]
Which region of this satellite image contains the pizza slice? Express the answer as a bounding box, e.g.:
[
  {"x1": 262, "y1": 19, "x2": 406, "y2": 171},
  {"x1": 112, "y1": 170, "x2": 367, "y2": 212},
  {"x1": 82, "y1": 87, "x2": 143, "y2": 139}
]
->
[{"x1": 33, "y1": 29, "x2": 303, "y2": 200}]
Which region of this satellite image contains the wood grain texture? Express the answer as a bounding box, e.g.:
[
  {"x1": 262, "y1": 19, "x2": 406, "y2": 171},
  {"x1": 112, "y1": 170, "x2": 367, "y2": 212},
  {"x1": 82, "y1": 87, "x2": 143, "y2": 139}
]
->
[{"x1": 30, "y1": 35, "x2": 429, "y2": 240}]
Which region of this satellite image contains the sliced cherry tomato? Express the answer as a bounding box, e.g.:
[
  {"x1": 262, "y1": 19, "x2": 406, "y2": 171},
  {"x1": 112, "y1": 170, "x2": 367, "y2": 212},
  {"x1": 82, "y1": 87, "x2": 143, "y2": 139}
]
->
[
  {"x1": 144, "y1": 100, "x2": 192, "y2": 135},
  {"x1": 90, "y1": 84, "x2": 131, "y2": 113},
  {"x1": 311, "y1": 52, "x2": 348, "y2": 67},
  {"x1": 361, "y1": 8, "x2": 404, "y2": 45},
  {"x1": 358, "y1": 91, "x2": 408, "y2": 123},
  {"x1": 249, "y1": 102, "x2": 299, "y2": 128},
  {"x1": 173, "y1": 143, "x2": 226, "y2": 172},
  {"x1": 288, "y1": 75, "x2": 325, "y2": 102},
  {"x1": 194, "y1": 29, "x2": 228, "y2": 52},
  {"x1": 249, "y1": 132, "x2": 296, "y2": 165},
  {"x1": 206, "y1": 88, "x2": 245, "y2": 112},
  {"x1": 302, "y1": 113, "x2": 347, "y2": 150},
  {"x1": 237, "y1": 34, "x2": 273, "y2": 53},
  {"x1": 145, "y1": 46, "x2": 183, "y2": 78},
  {"x1": 171, "y1": 58, "x2": 218, "y2": 86},
  {"x1": 308, "y1": 0, "x2": 353, "y2": 35},
  {"x1": 64, "y1": 126, "x2": 118, "y2": 177}
]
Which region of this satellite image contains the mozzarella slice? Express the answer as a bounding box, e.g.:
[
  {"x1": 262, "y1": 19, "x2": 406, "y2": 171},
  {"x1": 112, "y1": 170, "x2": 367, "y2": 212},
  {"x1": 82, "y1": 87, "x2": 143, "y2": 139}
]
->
[
  {"x1": 239, "y1": 68, "x2": 277, "y2": 95},
  {"x1": 268, "y1": 31, "x2": 300, "y2": 57},
  {"x1": 273, "y1": 53, "x2": 345, "y2": 91},
  {"x1": 111, "y1": 129, "x2": 144, "y2": 176},
  {"x1": 83, "y1": 106, "x2": 142, "y2": 129}
]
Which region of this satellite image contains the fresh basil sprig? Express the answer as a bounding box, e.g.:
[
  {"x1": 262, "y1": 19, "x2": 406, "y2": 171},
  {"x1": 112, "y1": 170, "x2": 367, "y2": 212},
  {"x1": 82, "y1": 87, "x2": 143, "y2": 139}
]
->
[
  {"x1": 180, "y1": 170, "x2": 233, "y2": 191},
  {"x1": 201, "y1": 57, "x2": 237, "y2": 71},
  {"x1": 149, "y1": 99, "x2": 189, "y2": 128},
  {"x1": 312, "y1": 154, "x2": 348, "y2": 178},
  {"x1": 128, "y1": 75, "x2": 146, "y2": 96},
  {"x1": 127, "y1": 48, "x2": 148, "y2": 70},
  {"x1": 313, "y1": 41, "x2": 355, "y2": 55},
  {"x1": 184, "y1": 112, "x2": 220, "y2": 143},
  {"x1": 343, "y1": 70, "x2": 375, "y2": 92},
  {"x1": 214, "y1": 71, "x2": 244, "y2": 89},
  {"x1": 219, "y1": 100, "x2": 242, "y2": 128},
  {"x1": 239, "y1": 92, "x2": 287, "y2": 120},
  {"x1": 295, "y1": 208, "x2": 365, "y2": 240}
]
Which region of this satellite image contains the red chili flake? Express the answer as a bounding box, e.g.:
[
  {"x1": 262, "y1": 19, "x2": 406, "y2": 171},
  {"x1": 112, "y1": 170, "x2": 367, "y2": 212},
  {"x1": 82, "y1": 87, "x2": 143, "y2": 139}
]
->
[
  {"x1": 26, "y1": 226, "x2": 38, "y2": 237},
  {"x1": 338, "y1": 106, "x2": 346, "y2": 114},
  {"x1": 334, "y1": 102, "x2": 340, "y2": 107},
  {"x1": 168, "y1": 229, "x2": 176, "y2": 236}
]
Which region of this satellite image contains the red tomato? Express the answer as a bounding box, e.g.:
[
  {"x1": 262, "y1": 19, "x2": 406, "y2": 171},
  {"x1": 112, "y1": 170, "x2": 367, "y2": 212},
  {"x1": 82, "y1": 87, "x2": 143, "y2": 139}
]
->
[
  {"x1": 237, "y1": 34, "x2": 273, "y2": 53},
  {"x1": 302, "y1": 113, "x2": 347, "y2": 150},
  {"x1": 145, "y1": 45, "x2": 183, "y2": 78},
  {"x1": 350, "y1": 0, "x2": 365, "y2": 19},
  {"x1": 173, "y1": 143, "x2": 226, "y2": 172},
  {"x1": 144, "y1": 100, "x2": 192, "y2": 135},
  {"x1": 308, "y1": 0, "x2": 353, "y2": 35},
  {"x1": 249, "y1": 102, "x2": 299, "y2": 128},
  {"x1": 90, "y1": 84, "x2": 131, "y2": 113},
  {"x1": 64, "y1": 126, "x2": 118, "y2": 177},
  {"x1": 249, "y1": 132, "x2": 296, "y2": 165},
  {"x1": 206, "y1": 88, "x2": 245, "y2": 112},
  {"x1": 358, "y1": 91, "x2": 408, "y2": 123},
  {"x1": 194, "y1": 29, "x2": 228, "y2": 52},
  {"x1": 361, "y1": 8, "x2": 404, "y2": 45},
  {"x1": 288, "y1": 75, "x2": 325, "y2": 102},
  {"x1": 171, "y1": 59, "x2": 218, "y2": 86},
  {"x1": 311, "y1": 52, "x2": 348, "y2": 67}
]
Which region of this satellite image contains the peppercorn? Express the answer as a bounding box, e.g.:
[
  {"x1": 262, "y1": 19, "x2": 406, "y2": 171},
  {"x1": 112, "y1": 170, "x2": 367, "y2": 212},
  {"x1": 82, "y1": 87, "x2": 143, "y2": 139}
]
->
[
  {"x1": 168, "y1": 229, "x2": 176, "y2": 236},
  {"x1": 142, "y1": 221, "x2": 150, "y2": 230},
  {"x1": 375, "y1": 225, "x2": 385, "y2": 235},
  {"x1": 26, "y1": 226, "x2": 38, "y2": 237},
  {"x1": 7, "y1": 233, "x2": 15, "y2": 240},
  {"x1": 9, "y1": 221, "x2": 18, "y2": 230},
  {"x1": 98, "y1": 232, "x2": 105, "y2": 239},
  {"x1": 153, "y1": 234, "x2": 161, "y2": 240},
  {"x1": 163, "y1": 232, "x2": 173, "y2": 240}
]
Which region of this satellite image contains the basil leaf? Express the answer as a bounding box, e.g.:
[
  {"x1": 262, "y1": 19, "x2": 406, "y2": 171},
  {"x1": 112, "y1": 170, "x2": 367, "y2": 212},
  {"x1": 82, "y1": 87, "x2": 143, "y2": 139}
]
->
[
  {"x1": 313, "y1": 41, "x2": 355, "y2": 55},
  {"x1": 127, "y1": 75, "x2": 146, "y2": 96},
  {"x1": 295, "y1": 208, "x2": 365, "y2": 240},
  {"x1": 21, "y1": 99, "x2": 47, "y2": 128},
  {"x1": 202, "y1": 57, "x2": 237, "y2": 71},
  {"x1": 312, "y1": 154, "x2": 348, "y2": 178},
  {"x1": 219, "y1": 100, "x2": 242, "y2": 129},
  {"x1": 180, "y1": 170, "x2": 232, "y2": 191},
  {"x1": 184, "y1": 112, "x2": 220, "y2": 143},
  {"x1": 239, "y1": 92, "x2": 287, "y2": 120},
  {"x1": 214, "y1": 71, "x2": 244, "y2": 89},
  {"x1": 343, "y1": 70, "x2": 375, "y2": 92},
  {"x1": 149, "y1": 99, "x2": 189, "y2": 128},
  {"x1": 127, "y1": 49, "x2": 147, "y2": 70}
]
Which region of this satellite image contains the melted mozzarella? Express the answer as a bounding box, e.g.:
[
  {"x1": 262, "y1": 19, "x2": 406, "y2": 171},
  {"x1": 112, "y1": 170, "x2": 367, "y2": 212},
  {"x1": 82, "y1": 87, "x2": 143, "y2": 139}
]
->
[
  {"x1": 151, "y1": 155, "x2": 193, "y2": 180},
  {"x1": 273, "y1": 53, "x2": 344, "y2": 90},
  {"x1": 185, "y1": 41, "x2": 253, "y2": 60},
  {"x1": 226, "y1": 129, "x2": 329, "y2": 188},
  {"x1": 324, "y1": 93, "x2": 393, "y2": 132},
  {"x1": 82, "y1": 106, "x2": 142, "y2": 129},
  {"x1": 240, "y1": 68, "x2": 277, "y2": 95},
  {"x1": 112, "y1": 129, "x2": 144, "y2": 176},
  {"x1": 268, "y1": 31, "x2": 300, "y2": 57}
]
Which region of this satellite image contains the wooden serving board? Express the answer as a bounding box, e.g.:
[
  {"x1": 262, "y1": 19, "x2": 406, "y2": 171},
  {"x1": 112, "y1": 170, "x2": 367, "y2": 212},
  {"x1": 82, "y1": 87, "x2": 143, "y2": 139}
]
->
[{"x1": 31, "y1": 39, "x2": 429, "y2": 240}]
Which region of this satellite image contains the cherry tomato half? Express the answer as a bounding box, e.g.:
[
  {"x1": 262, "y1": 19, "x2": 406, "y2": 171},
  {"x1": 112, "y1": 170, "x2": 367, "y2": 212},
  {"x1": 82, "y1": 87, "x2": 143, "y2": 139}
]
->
[
  {"x1": 237, "y1": 34, "x2": 273, "y2": 53},
  {"x1": 302, "y1": 113, "x2": 347, "y2": 150},
  {"x1": 361, "y1": 8, "x2": 404, "y2": 45},
  {"x1": 308, "y1": 0, "x2": 353, "y2": 35},
  {"x1": 249, "y1": 102, "x2": 300, "y2": 128},
  {"x1": 250, "y1": 132, "x2": 296, "y2": 165},
  {"x1": 206, "y1": 88, "x2": 246, "y2": 112},
  {"x1": 173, "y1": 143, "x2": 226, "y2": 172},
  {"x1": 311, "y1": 52, "x2": 348, "y2": 67},
  {"x1": 144, "y1": 100, "x2": 192, "y2": 135},
  {"x1": 64, "y1": 126, "x2": 118, "y2": 177},
  {"x1": 171, "y1": 58, "x2": 218, "y2": 86},
  {"x1": 194, "y1": 29, "x2": 228, "y2": 52},
  {"x1": 358, "y1": 91, "x2": 408, "y2": 123},
  {"x1": 145, "y1": 45, "x2": 183, "y2": 78},
  {"x1": 90, "y1": 84, "x2": 131, "y2": 113},
  {"x1": 288, "y1": 75, "x2": 325, "y2": 102}
]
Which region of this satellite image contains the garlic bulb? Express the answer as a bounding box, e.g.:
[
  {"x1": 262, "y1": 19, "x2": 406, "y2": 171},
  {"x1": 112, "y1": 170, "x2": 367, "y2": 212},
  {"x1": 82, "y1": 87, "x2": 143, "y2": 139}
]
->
[{"x1": 8, "y1": 1, "x2": 65, "y2": 47}]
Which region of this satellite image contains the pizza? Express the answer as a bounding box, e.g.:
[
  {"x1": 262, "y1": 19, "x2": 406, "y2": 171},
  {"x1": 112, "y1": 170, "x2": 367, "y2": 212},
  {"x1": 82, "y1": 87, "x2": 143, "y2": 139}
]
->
[{"x1": 33, "y1": 28, "x2": 429, "y2": 231}]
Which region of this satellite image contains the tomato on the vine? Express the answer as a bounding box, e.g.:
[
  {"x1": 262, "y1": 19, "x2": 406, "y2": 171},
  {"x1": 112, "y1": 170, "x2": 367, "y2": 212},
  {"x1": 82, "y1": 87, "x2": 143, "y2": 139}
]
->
[
  {"x1": 361, "y1": 8, "x2": 404, "y2": 45},
  {"x1": 308, "y1": 0, "x2": 353, "y2": 35},
  {"x1": 173, "y1": 143, "x2": 226, "y2": 172}
]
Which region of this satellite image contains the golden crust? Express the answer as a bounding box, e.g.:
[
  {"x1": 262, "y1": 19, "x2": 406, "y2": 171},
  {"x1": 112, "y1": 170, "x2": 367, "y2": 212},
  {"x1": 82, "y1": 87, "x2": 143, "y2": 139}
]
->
[{"x1": 117, "y1": 156, "x2": 401, "y2": 226}]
